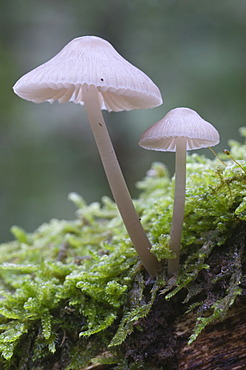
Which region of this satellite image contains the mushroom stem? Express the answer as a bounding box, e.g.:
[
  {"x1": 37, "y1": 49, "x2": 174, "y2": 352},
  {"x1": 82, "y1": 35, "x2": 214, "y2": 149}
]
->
[
  {"x1": 82, "y1": 84, "x2": 161, "y2": 276},
  {"x1": 168, "y1": 138, "x2": 187, "y2": 276}
]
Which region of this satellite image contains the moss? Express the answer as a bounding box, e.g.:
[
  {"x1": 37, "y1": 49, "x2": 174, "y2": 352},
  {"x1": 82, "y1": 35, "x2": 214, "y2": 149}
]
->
[{"x1": 0, "y1": 130, "x2": 245, "y2": 369}]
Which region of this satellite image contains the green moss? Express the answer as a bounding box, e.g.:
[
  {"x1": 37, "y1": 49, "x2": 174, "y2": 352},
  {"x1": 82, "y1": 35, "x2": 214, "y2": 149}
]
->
[{"x1": 0, "y1": 130, "x2": 245, "y2": 368}]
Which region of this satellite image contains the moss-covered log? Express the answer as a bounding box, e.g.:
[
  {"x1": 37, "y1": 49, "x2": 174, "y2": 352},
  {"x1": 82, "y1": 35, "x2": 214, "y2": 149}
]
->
[
  {"x1": 0, "y1": 130, "x2": 245, "y2": 369},
  {"x1": 116, "y1": 222, "x2": 246, "y2": 369}
]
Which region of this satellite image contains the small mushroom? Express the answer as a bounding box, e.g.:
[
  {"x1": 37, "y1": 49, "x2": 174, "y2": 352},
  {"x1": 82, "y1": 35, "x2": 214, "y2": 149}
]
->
[
  {"x1": 139, "y1": 107, "x2": 220, "y2": 276},
  {"x1": 13, "y1": 36, "x2": 163, "y2": 276}
]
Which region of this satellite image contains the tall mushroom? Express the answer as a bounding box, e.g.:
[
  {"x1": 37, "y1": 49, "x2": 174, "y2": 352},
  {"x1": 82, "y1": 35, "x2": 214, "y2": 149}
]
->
[
  {"x1": 13, "y1": 35, "x2": 163, "y2": 276},
  {"x1": 139, "y1": 107, "x2": 220, "y2": 276}
]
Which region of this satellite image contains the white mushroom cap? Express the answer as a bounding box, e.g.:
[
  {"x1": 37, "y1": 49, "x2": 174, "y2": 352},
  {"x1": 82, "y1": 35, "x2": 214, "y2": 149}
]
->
[
  {"x1": 139, "y1": 107, "x2": 220, "y2": 151},
  {"x1": 13, "y1": 36, "x2": 163, "y2": 112}
]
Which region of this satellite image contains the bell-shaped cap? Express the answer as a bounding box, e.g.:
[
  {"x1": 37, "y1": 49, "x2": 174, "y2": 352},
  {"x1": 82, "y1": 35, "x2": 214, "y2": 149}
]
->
[
  {"x1": 139, "y1": 107, "x2": 220, "y2": 151},
  {"x1": 13, "y1": 36, "x2": 163, "y2": 112}
]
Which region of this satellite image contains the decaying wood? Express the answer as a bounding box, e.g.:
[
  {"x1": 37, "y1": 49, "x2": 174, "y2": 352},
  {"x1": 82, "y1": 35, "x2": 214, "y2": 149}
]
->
[
  {"x1": 84, "y1": 299, "x2": 245, "y2": 370},
  {"x1": 176, "y1": 300, "x2": 246, "y2": 369}
]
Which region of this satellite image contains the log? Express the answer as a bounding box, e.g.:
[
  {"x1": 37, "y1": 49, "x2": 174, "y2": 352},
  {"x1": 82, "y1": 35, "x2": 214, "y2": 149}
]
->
[{"x1": 176, "y1": 299, "x2": 246, "y2": 369}]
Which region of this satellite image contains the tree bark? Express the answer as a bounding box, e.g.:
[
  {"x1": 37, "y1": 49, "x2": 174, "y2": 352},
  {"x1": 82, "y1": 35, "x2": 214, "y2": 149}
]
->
[
  {"x1": 176, "y1": 299, "x2": 246, "y2": 369},
  {"x1": 86, "y1": 298, "x2": 246, "y2": 370}
]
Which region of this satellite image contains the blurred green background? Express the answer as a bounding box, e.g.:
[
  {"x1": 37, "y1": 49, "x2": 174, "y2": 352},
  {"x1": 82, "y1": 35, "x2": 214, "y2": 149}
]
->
[{"x1": 0, "y1": 0, "x2": 245, "y2": 242}]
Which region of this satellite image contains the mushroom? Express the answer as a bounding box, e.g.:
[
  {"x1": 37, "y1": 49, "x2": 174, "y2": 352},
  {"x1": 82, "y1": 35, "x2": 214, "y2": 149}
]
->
[
  {"x1": 138, "y1": 107, "x2": 220, "y2": 276},
  {"x1": 13, "y1": 35, "x2": 163, "y2": 276}
]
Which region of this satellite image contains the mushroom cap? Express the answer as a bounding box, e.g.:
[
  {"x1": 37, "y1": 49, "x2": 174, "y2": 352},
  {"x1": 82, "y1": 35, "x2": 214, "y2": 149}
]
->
[
  {"x1": 13, "y1": 36, "x2": 163, "y2": 112},
  {"x1": 139, "y1": 107, "x2": 220, "y2": 152}
]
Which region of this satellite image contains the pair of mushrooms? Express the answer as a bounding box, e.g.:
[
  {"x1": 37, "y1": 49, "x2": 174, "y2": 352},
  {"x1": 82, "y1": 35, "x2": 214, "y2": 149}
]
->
[{"x1": 13, "y1": 36, "x2": 219, "y2": 277}]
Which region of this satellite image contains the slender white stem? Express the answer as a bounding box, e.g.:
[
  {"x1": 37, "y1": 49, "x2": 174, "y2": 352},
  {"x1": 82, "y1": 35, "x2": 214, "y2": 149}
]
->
[
  {"x1": 82, "y1": 84, "x2": 161, "y2": 276},
  {"x1": 168, "y1": 138, "x2": 187, "y2": 276}
]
